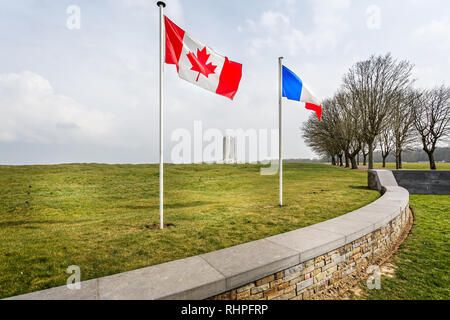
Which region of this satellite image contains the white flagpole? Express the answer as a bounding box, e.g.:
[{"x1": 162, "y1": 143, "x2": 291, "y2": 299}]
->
[
  {"x1": 278, "y1": 57, "x2": 283, "y2": 207},
  {"x1": 157, "y1": 1, "x2": 166, "y2": 229}
]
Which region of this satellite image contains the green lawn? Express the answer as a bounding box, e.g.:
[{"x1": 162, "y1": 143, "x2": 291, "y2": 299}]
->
[
  {"x1": 361, "y1": 195, "x2": 450, "y2": 300},
  {"x1": 0, "y1": 163, "x2": 378, "y2": 299},
  {"x1": 372, "y1": 162, "x2": 450, "y2": 170}
]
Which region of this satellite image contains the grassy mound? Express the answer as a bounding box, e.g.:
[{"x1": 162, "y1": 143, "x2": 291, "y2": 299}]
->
[{"x1": 0, "y1": 163, "x2": 378, "y2": 298}]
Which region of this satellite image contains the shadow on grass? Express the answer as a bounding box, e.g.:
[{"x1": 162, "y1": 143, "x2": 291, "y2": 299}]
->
[
  {"x1": 0, "y1": 220, "x2": 62, "y2": 227},
  {"x1": 122, "y1": 201, "x2": 215, "y2": 210},
  {"x1": 349, "y1": 185, "x2": 369, "y2": 190}
]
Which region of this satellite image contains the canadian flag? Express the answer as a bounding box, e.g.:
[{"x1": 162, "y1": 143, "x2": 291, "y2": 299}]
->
[{"x1": 164, "y1": 16, "x2": 243, "y2": 100}]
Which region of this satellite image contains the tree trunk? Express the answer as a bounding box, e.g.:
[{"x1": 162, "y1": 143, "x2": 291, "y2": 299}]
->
[
  {"x1": 345, "y1": 155, "x2": 349, "y2": 168},
  {"x1": 368, "y1": 140, "x2": 374, "y2": 169},
  {"x1": 427, "y1": 151, "x2": 436, "y2": 170},
  {"x1": 399, "y1": 152, "x2": 402, "y2": 169},
  {"x1": 331, "y1": 156, "x2": 336, "y2": 166},
  {"x1": 395, "y1": 152, "x2": 400, "y2": 170},
  {"x1": 382, "y1": 156, "x2": 387, "y2": 168},
  {"x1": 338, "y1": 155, "x2": 343, "y2": 167},
  {"x1": 363, "y1": 154, "x2": 367, "y2": 166},
  {"x1": 357, "y1": 154, "x2": 360, "y2": 165},
  {"x1": 350, "y1": 156, "x2": 358, "y2": 169}
]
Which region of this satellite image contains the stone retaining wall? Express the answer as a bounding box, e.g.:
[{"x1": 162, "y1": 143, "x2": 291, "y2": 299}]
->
[
  {"x1": 392, "y1": 170, "x2": 450, "y2": 195},
  {"x1": 211, "y1": 205, "x2": 411, "y2": 300}
]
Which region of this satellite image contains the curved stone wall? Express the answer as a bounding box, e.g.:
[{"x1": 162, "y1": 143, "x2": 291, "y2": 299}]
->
[
  {"x1": 7, "y1": 171, "x2": 411, "y2": 300},
  {"x1": 211, "y1": 186, "x2": 411, "y2": 300}
]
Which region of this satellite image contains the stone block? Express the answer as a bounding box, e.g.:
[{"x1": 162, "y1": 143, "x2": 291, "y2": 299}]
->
[
  {"x1": 296, "y1": 277, "x2": 314, "y2": 291},
  {"x1": 98, "y1": 256, "x2": 226, "y2": 300},
  {"x1": 250, "y1": 283, "x2": 270, "y2": 295},
  {"x1": 237, "y1": 290, "x2": 250, "y2": 300},
  {"x1": 267, "y1": 226, "x2": 345, "y2": 263},
  {"x1": 256, "y1": 275, "x2": 274, "y2": 286},
  {"x1": 6, "y1": 279, "x2": 98, "y2": 300},
  {"x1": 201, "y1": 239, "x2": 298, "y2": 290},
  {"x1": 235, "y1": 283, "x2": 253, "y2": 295},
  {"x1": 284, "y1": 264, "x2": 304, "y2": 276},
  {"x1": 284, "y1": 271, "x2": 302, "y2": 282},
  {"x1": 288, "y1": 275, "x2": 304, "y2": 286}
]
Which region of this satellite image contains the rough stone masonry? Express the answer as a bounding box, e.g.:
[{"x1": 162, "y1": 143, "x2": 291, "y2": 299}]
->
[{"x1": 210, "y1": 205, "x2": 412, "y2": 300}]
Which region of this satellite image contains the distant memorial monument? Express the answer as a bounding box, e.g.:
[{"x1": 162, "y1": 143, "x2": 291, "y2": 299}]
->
[{"x1": 223, "y1": 136, "x2": 237, "y2": 164}]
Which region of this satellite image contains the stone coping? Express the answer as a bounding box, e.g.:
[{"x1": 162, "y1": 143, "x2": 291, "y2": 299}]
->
[
  {"x1": 7, "y1": 170, "x2": 409, "y2": 300},
  {"x1": 368, "y1": 169, "x2": 399, "y2": 192}
]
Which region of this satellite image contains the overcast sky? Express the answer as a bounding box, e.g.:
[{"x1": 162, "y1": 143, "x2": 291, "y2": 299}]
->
[{"x1": 1, "y1": 0, "x2": 449, "y2": 164}]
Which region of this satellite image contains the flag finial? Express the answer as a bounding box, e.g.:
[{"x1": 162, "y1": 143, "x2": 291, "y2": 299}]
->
[{"x1": 157, "y1": 1, "x2": 166, "y2": 7}]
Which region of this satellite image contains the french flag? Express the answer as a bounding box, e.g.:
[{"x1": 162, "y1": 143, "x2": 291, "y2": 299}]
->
[
  {"x1": 164, "y1": 16, "x2": 243, "y2": 100},
  {"x1": 282, "y1": 65, "x2": 322, "y2": 120}
]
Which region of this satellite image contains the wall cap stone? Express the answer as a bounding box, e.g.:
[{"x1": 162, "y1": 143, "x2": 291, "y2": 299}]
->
[{"x1": 368, "y1": 169, "x2": 399, "y2": 192}]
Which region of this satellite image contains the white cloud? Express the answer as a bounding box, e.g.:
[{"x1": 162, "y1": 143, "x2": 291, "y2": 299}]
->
[
  {"x1": 413, "y1": 65, "x2": 449, "y2": 88},
  {"x1": 410, "y1": 19, "x2": 450, "y2": 88},
  {"x1": 260, "y1": 11, "x2": 290, "y2": 33},
  {"x1": 114, "y1": 0, "x2": 184, "y2": 22},
  {"x1": 244, "y1": 0, "x2": 351, "y2": 56},
  {"x1": 0, "y1": 71, "x2": 115, "y2": 144},
  {"x1": 165, "y1": 0, "x2": 184, "y2": 23}
]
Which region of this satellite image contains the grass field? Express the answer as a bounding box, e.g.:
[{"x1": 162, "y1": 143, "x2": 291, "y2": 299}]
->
[
  {"x1": 360, "y1": 195, "x2": 450, "y2": 300},
  {"x1": 372, "y1": 162, "x2": 450, "y2": 170},
  {"x1": 0, "y1": 163, "x2": 379, "y2": 298}
]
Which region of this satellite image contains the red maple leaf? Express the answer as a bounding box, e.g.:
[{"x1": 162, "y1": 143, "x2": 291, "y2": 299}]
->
[{"x1": 186, "y1": 47, "x2": 217, "y2": 82}]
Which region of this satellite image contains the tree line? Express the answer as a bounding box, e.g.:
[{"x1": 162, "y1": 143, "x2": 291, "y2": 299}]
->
[
  {"x1": 302, "y1": 53, "x2": 450, "y2": 170},
  {"x1": 372, "y1": 147, "x2": 450, "y2": 163}
]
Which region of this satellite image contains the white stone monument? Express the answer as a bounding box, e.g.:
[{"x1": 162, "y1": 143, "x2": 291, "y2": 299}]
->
[{"x1": 223, "y1": 136, "x2": 237, "y2": 164}]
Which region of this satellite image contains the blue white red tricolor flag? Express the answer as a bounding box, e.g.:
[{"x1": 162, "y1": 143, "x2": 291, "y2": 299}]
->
[
  {"x1": 282, "y1": 65, "x2": 322, "y2": 120},
  {"x1": 164, "y1": 16, "x2": 243, "y2": 100}
]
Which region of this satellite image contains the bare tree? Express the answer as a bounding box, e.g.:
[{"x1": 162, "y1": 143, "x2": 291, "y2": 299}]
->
[
  {"x1": 391, "y1": 89, "x2": 420, "y2": 169},
  {"x1": 378, "y1": 127, "x2": 394, "y2": 168},
  {"x1": 302, "y1": 115, "x2": 331, "y2": 161},
  {"x1": 361, "y1": 143, "x2": 369, "y2": 166},
  {"x1": 361, "y1": 141, "x2": 377, "y2": 166},
  {"x1": 302, "y1": 99, "x2": 342, "y2": 165},
  {"x1": 342, "y1": 53, "x2": 414, "y2": 169},
  {"x1": 334, "y1": 92, "x2": 362, "y2": 169},
  {"x1": 336, "y1": 150, "x2": 344, "y2": 167},
  {"x1": 413, "y1": 85, "x2": 450, "y2": 170},
  {"x1": 303, "y1": 96, "x2": 361, "y2": 169}
]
